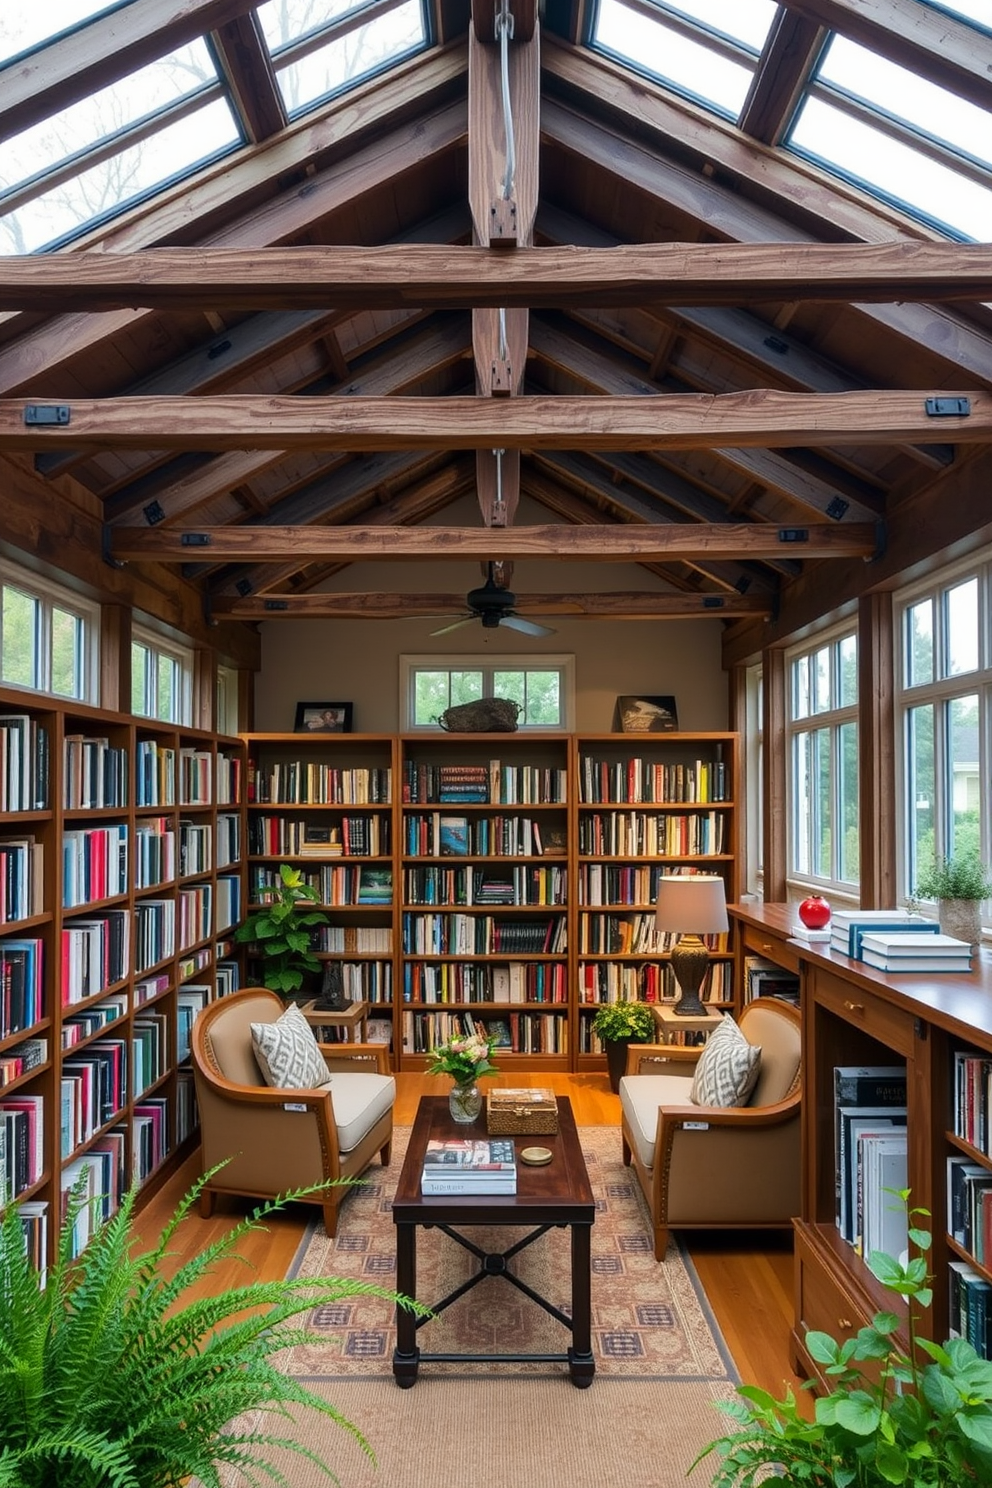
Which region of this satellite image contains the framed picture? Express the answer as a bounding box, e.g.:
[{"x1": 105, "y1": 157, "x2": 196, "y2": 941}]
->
[
  {"x1": 294, "y1": 701, "x2": 353, "y2": 733},
  {"x1": 615, "y1": 695, "x2": 679, "y2": 733}
]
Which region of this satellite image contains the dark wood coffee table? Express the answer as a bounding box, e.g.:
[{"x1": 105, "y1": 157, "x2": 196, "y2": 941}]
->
[{"x1": 391, "y1": 1094, "x2": 595, "y2": 1388}]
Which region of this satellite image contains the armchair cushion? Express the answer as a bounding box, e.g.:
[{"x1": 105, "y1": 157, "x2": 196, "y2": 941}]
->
[
  {"x1": 251, "y1": 1001, "x2": 329, "y2": 1089},
  {"x1": 690, "y1": 1014, "x2": 761, "y2": 1107},
  {"x1": 330, "y1": 1072, "x2": 397, "y2": 1152},
  {"x1": 621, "y1": 1072, "x2": 695, "y2": 1169}
]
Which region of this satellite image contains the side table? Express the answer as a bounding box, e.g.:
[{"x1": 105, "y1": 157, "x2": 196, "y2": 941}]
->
[
  {"x1": 299, "y1": 998, "x2": 370, "y2": 1043},
  {"x1": 651, "y1": 1004, "x2": 725, "y2": 1045}
]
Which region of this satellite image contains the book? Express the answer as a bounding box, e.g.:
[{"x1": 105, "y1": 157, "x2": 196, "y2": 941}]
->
[
  {"x1": 859, "y1": 931, "x2": 971, "y2": 958},
  {"x1": 438, "y1": 817, "x2": 469, "y2": 856},
  {"x1": 848, "y1": 919, "x2": 940, "y2": 961},
  {"x1": 829, "y1": 908, "x2": 917, "y2": 957},
  {"x1": 420, "y1": 1172, "x2": 517, "y2": 1195},
  {"x1": 357, "y1": 865, "x2": 392, "y2": 904},
  {"x1": 422, "y1": 1138, "x2": 516, "y2": 1171}
]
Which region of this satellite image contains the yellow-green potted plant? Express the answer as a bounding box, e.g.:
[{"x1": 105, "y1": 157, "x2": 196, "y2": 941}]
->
[
  {"x1": 234, "y1": 861, "x2": 329, "y2": 995},
  {"x1": 591, "y1": 1001, "x2": 656, "y2": 1093},
  {"x1": 914, "y1": 852, "x2": 992, "y2": 955}
]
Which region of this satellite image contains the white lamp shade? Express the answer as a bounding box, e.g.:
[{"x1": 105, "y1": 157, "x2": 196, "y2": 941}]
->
[{"x1": 655, "y1": 874, "x2": 729, "y2": 935}]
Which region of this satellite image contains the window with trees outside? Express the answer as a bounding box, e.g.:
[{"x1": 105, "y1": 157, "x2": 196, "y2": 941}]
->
[
  {"x1": 401, "y1": 656, "x2": 574, "y2": 730},
  {"x1": 896, "y1": 558, "x2": 991, "y2": 908},
  {"x1": 0, "y1": 562, "x2": 100, "y2": 703},
  {"x1": 131, "y1": 627, "x2": 193, "y2": 725},
  {"x1": 787, "y1": 628, "x2": 859, "y2": 891}
]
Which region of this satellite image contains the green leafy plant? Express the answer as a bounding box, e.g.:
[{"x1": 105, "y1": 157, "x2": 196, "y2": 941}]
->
[
  {"x1": 590, "y1": 1001, "x2": 655, "y2": 1044},
  {"x1": 0, "y1": 1168, "x2": 425, "y2": 1488},
  {"x1": 234, "y1": 862, "x2": 329, "y2": 994},
  {"x1": 914, "y1": 853, "x2": 992, "y2": 902},
  {"x1": 691, "y1": 1195, "x2": 992, "y2": 1487},
  {"x1": 426, "y1": 1031, "x2": 499, "y2": 1084}
]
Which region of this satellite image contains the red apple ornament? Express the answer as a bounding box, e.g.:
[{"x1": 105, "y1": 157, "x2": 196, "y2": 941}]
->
[{"x1": 798, "y1": 894, "x2": 831, "y2": 929}]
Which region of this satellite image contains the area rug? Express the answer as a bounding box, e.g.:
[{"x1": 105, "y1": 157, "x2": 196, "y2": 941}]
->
[{"x1": 280, "y1": 1125, "x2": 737, "y2": 1385}]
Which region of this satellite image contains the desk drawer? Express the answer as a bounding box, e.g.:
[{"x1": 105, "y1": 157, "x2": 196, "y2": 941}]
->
[
  {"x1": 812, "y1": 966, "x2": 915, "y2": 1054},
  {"x1": 795, "y1": 1226, "x2": 870, "y2": 1341},
  {"x1": 742, "y1": 923, "x2": 801, "y2": 974}
]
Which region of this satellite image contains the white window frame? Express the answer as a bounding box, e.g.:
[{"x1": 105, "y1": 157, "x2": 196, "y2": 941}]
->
[
  {"x1": 400, "y1": 654, "x2": 576, "y2": 732},
  {"x1": 785, "y1": 622, "x2": 860, "y2": 896},
  {"x1": 131, "y1": 623, "x2": 193, "y2": 725},
  {"x1": 0, "y1": 559, "x2": 100, "y2": 703},
  {"x1": 215, "y1": 663, "x2": 240, "y2": 737},
  {"x1": 894, "y1": 550, "x2": 992, "y2": 923}
]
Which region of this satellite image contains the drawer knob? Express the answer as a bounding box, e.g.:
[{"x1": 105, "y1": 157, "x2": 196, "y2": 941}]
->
[{"x1": 843, "y1": 1000, "x2": 864, "y2": 1015}]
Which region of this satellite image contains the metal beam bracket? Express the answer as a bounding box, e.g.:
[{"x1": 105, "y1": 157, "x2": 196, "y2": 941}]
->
[
  {"x1": 489, "y1": 199, "x2": 518, "y2": 247},
  {"x1": 924, "y1": 396, "x2": 970, "y2": 417},
  {"x1": 777, "y1": 528, "x2": 809, "y2": 543},
  {"x1": 24, "y1": 404, "x2": 70, "y2": 426},
  {"x1": 181, "y1": 532, "x2": 211, "y2": 546},
  {"x1": 101, "y1": 524, "x2": 125, "y2": 570},
  {"x1": 264, "y1": 599, "x2": 289, "y2": 610}
]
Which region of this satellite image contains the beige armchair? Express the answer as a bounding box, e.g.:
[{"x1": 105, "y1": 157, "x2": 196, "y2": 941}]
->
[
  {"x1": 191, "y1": 987, "x2": 395, "y2": 1236},
  {"x1": 619, "y1": 999, "x2": 801, "y2": 1260}
]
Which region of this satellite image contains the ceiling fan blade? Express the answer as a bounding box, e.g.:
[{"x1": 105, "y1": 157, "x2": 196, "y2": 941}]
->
[
  {"x1": 429, "y1": 615, "x2": 476, "y2": 636},
  {"x1": 501, "y1": 614, "x2": 556, "y2": 637}
]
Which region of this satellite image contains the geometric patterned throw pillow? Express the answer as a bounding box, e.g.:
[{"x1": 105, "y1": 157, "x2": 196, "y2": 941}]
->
[
  {"x1": 250, "y1": 1002, "x2": 330, "y2": 1090},
  {"x1": 690, "y1": 1014, "x2": 761, "y2": 1108}
]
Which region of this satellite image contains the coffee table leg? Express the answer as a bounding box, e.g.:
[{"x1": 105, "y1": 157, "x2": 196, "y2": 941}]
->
[
  {"x1": 392, "y1": 1221, "x2": 420, "y2": 1387},
  {"x1": 568, "y1": 1221, "x2": 595, "y2": 1388}
]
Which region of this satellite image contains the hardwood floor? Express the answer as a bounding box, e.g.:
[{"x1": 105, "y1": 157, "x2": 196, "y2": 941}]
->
[{"x1": 135, "y1": 1071, "x2": 806, "y2": 1399}]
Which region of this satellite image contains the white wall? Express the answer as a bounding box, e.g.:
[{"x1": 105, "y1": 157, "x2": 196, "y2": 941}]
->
[{"x1": 254, "y1": 495, "x2": 730, "y2": 731}]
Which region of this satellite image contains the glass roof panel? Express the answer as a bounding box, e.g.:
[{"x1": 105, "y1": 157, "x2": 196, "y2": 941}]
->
[
  {"x1": 790, "y1": 98, "x2": 992, "y2": 241},
  {"x1": 1, "y1": 98, "x2": 240, "y2": 253},
  {"x1": 640, "y1": 0, "x2": 778, "y2": 49},
  {"x1": 923, "y1": 1, "x2": 992, "y2": 28},
  {"x1": 593, "y1": 0, "x2": 766, "y2": 117},
  {"x1": 271, "y1": 0, "x2": 426, "y2": 117},
  {"x1": 257, "y1": 0, "x2": 381, "y2": 54},
  {"x1": 818, "y1": 37, "x2": 992, "y2": 170},
  {"x1": 0, "y1": 0, "x2": 128, "y2": 63}
]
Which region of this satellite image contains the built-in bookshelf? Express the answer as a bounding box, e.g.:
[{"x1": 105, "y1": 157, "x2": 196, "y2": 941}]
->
[
  {"x1": 575, "y1": 733, "x2": 737, "y2": 1062},
  {"x1": 729, "y1": 900, "x2": 992, "y2": 1378},
  {"x1": 0, "y1": 687, "x2": 245, "y2": 1262},
  {"x1": 244, "y1": 734, "x2": 397, "y2": 1049}
]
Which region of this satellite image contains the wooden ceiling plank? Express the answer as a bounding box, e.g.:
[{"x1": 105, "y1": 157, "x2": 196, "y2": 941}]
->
[
  {"x1": 6, "y1": 390, "x2": 984, "y2": 452},
  {"x1": 0, "y1": 0, "x2": 251, "y2": 141},
  {"x1": 111, "y1": 521, "x2": 878, "y2": 562},
  {"x1": 3, "y1": 241, "x2": 992, "y2": 312},
  {"x1": 738, "y1": 9, "x2": 826, "y2": 144},
  {"x1": 783, "y1": 0, "x2": 992, "y2": 113},
  {"x1": 213, "y1": 589, "x2": 771, "y2": 618},
  {"x1": 211, "y1": 11, "x2": 287, "y2": 143}
]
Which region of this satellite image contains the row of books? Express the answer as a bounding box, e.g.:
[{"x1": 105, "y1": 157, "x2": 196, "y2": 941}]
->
[
  {"x1": 401, "y1": 958, "x2": 568, "y2": 1005},
  {"x1": 402, "y1": 1008, "x2": 569, "y2": 1054},
  {"x1": 403, "y1": 812, "x2": 560, "y2": 859},
  {"x1": 577, "y1": 810, "x2": 728, "y2": 858},
  {"x1": 133, "y1": 1096, "x2": 169, "y2": 1181},
  {"x1": 64, "y1": 735, "x2": 128, "y2": 810},
  {"x1": 578, "y1": 912, "x2": 724, "y2": 955},
  {"x1": 62, "y1": 824, "x2": 129, "y2": 908},
  {"x1": 578, "y1": 863, "x2": 727, "y2": 909},
  {"x1": 577, "y1": 958, "x2": 730, "y2": 1004},
  {"x1": 952, "y1": 1050, "x2": 992, "y2": 1156},
  {"x1": 215, "y1": 812, "x2": 241, "y2": 866},
  {"x1": 316, "y1": 924, "x2": 392, "y2": 953},
  {"x1": 134, "y1": 819, "x2": 177, "y2": 888},
  {"x1": 62, "y1": 995, "x2": 127, "y2": 1048},
  {"x1": 828, "y1": 908, "x2": 971, "y2": 972},
  {"x1": 1, "y1": 937, "x2": 43, "y2": 1036},
  {"x1": 135, "y1": 742, "x2": 242, "y2": 809},
  {"x1": 948, "y1": 1155, "x2": 992, "y2": 1264},
  {"x1": 0, "y1": 1036, "x2": 47, "y2": 1089},
  {"x1": 578, "y1": 754, "x2": 728, "y2": 805},
  {"x1": 0, "y1": 835, "x2": 44, "y2": 924},
  {"x1": 248, "y1": 761, "x2": 392, "y2": 805},
  {"x1": 249, "y1": 813, "x2": 390, "y2": 857},
  {"x1": 61, "y1": 910, "x2": 131, "y2": 1004},
  {"x1": 178, "y1": 885, "x2": 213, "y2": 950},
  {"x1": 403, "y1": 760, "x2": 567, "y2": 806},
  {"x1": 833, "y1": 1065, "x2": 908, "y2": 1257},
  {"x1": 62, "y1": 1040, "x2": 128, "y2": 1153},
  {"x1": 133, "y1": 1013, "x2": 167, "y2": 1096},
  {"x1": 743, "y1": 955, "x2": 801, "y2": 1004},
  {"x1": 250, "y1": 863, "x2": 394, "y2": 906},
  {"x1": 61, "y1": 1136, "x2": 124, "y2": 1257},
  {"x1": 401, "y1": 913, "x2": 567, "y2": 955},
  {"x1": 403, "y1": 864, "x2": 568, "y2": 907},
  {"x1": 0, "y1": 714, "x2": 48, "y2": 813},
  {"x1": 1, "y1": 1093, "x2": 44, "y2": 1199},
  {"x1": 949, "y1": 1259, "x2": 992, "y2": 1357},
  {"x1": 178, "y1": 820, "x2": 212, "y2": 875},
  {"x1": 421, "y1": 1138, "x2": 517, "y2": 1195}
]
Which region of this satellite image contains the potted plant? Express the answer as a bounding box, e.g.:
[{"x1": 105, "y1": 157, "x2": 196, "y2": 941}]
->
[
  {"x1": 591, "y1": 1000, "x2": 656, "y2": 1093},
  {"x1": 691, "y1": 1198, "x2": 992, "y2": 1487},
  {"x1": 0, "y1": 1168, "x2": 424, "y2": 1488},
  {"x1": 914, "y1": 852, "x2": 992, "y2": 954},
  {"x1": 234, "y1": 861, "x2": 329, "y2": 995}
]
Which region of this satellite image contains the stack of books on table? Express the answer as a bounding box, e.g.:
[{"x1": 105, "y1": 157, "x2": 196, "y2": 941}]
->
[
  {"x1": 858, "y1": 931, "x2": 971, "y2": 974},
  {"x1": 420, "y1": 1138, "x2": 517, "y2": 1195},
  {"x1": 829, "y1": 907, "x2": 940, "y2": 960}
]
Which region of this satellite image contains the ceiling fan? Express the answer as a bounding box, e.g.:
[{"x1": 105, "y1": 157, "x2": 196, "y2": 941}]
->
[{"x1": 429, "y1": 565, "x2": 556, "y2": 637}]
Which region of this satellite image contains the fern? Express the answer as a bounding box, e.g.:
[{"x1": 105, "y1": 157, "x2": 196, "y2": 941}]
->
[{"x1": 0, "y1": 1166, "x2": 427, "y2": 1488}]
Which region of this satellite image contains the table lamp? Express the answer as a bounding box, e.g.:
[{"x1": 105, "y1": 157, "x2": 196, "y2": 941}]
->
[{"x1": 655, "y1": 874, "x2": 729, "y2": 1016}]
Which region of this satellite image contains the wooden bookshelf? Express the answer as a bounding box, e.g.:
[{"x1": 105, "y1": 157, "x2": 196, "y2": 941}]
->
[{"x1": 0, "y1": 687, "x2": 245, "y2": 1264}]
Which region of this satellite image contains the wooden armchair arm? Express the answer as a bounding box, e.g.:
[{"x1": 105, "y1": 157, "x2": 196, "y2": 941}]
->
[
  {"x1": 318, "y1": 1043, "x2": 391, "y2": 1074},
  {"x1": 625, "y1": 1043, "x2": 704, "y2": 1075}
]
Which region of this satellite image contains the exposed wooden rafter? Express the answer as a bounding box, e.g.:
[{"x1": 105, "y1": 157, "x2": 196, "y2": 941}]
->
[{"x1": 212, "y1": 589, "x2": 773, "y2": 619}]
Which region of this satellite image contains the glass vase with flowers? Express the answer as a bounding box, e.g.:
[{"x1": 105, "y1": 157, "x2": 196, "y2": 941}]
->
[{"x1": 426, "y1": 1032, "x2": 499, "y2": 1124}]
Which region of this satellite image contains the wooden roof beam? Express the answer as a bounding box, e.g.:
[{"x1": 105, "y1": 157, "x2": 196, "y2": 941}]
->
[
  {"x1": 111, "y1": 521, "x2": 879, "y2": 563},
  {"x1": 211, "y1": 10, "x2": 287, "y2": 143},
  {"x1": 3, "y1": 242, "x2": 992, "y2": 312},
  {"x1": 738, "y1": 8, "x2": 826, "y2": 145},
  {"x1": 4, "y1": 390, "x2": 985, "y2": 452},
  {"x1": 212, "y1": 589, "x2": 773, "y2": 619}
]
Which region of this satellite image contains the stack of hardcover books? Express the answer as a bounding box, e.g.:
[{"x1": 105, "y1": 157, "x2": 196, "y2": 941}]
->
[
  {"x1": 829, "y1": 907, "x2": 939, "y2": 960},
  {"x1": 858, "y1": 930, "x2": 971, "y2": 974},
  {"x1": 420, "y1": 1138, "x2": 517, "y2": 1195}
]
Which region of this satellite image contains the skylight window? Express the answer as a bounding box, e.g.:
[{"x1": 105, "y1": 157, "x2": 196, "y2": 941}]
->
[
  {"x1": 590, "y1": 0, "x2": 776, "y2": 120},
  {"x1": 257, "y1": 0, "x2": 428, "y2": 118},
  {"x1": 0, "y1": 1, "x2": 127, "y2": 63}
]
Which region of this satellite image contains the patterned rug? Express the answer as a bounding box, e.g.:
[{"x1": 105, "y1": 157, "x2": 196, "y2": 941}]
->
[{"x1": 281, "y1": 1126, "x2": 737, "y2": 1383}]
